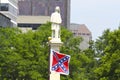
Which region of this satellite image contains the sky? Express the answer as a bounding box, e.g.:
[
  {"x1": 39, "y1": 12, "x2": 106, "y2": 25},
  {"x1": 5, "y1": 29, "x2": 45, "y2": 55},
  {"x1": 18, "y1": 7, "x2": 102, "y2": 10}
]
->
[{"x1": 71, "y1": 0, "x2": 120, "y2": 40}]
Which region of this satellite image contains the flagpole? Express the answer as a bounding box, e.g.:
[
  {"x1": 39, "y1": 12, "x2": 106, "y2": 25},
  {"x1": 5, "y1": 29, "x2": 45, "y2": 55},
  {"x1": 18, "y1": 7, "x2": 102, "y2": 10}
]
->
[{"x1": 48, "y1": 6, "x2": 62, "y2": 80}]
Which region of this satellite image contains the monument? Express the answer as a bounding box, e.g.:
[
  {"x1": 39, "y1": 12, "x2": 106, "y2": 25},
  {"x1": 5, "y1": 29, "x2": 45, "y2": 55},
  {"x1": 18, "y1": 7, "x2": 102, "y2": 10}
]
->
[{"x1": 49, "y1": 6, "x2": 62, "y2": 80}]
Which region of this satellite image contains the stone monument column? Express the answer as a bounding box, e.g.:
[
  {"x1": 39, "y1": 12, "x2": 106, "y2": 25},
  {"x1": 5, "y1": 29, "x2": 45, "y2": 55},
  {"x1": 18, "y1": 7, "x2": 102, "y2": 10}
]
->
[{"x1": 49, "y1": 6, "x2": 62, "y2": 80}]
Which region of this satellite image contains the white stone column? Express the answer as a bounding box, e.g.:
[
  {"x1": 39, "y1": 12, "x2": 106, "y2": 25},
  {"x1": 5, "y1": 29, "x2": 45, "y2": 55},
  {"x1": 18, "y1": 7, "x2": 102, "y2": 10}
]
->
[
  {"x1": 49, "y1": 43, "x2": 62, "y2": 80},
  {"x1": 49, "y1": 6, "x2": 62, "y2": 80}
]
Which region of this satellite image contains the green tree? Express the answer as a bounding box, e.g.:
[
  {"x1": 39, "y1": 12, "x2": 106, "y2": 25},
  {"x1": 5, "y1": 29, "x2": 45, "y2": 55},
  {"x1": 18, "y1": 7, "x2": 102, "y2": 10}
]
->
[
  {"x1": 94, "y1": 28, "x2": 120, "y2": 80},
  {"x1": 0, "y1": 27, "x2": 22, "y2": 79},
  {"x1": 60, "y1": 27, "x2": 97, "y2": 80},
  {"x1": 1, "y1": 22, "x2": 105, "y2": 80},
  {"x1": 0, "y1": 23, "x2": 84, "y2": 80},
  {"x1": 0, "y1": 26, "x2": 49, "y2": 80}
]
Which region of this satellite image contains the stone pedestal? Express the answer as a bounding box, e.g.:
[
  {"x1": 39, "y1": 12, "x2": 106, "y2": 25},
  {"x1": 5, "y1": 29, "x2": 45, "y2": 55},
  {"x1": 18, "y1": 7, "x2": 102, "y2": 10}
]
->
[{"x1": 49, "y1": 42, "x2": 62, "y2": 80}]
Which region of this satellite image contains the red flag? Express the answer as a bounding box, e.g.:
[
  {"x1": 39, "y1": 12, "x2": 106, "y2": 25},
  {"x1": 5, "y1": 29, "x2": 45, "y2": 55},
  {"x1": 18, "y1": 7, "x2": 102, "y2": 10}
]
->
[{"x1": 50, "y1": 50, "x2": 70, "y2": 75}]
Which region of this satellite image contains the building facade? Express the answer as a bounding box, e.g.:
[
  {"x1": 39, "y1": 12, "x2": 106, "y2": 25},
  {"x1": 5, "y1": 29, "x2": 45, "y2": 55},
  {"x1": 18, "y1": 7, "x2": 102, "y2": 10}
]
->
[
  {"x1": 70, "y1": 23, "x2": 92, "y2": 50},
  {"x1": 0, "y1": 13, "x2": 11, "y2": 27},
  {"x1": 18, "y1": 0, "x2": 70, "y2": 28},
  {"x1": 0, "y1": 0, "x2": 18, "y2": 27},
  {"x1": 17, "y1": 16, "x2": 50, "y2": 30}
]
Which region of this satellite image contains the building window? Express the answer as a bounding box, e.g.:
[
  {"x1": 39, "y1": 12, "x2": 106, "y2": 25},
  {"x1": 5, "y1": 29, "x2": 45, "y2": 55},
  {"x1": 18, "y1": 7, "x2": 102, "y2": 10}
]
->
[
  {"x1": 78, "y1": 33, "x2": 82, "y2": 35},
  {"x1": 0, "y1": 3, "x2": 9, "y2": 11},
  {"x1": 73, "y1": 33, "x2": 76, "y2": 36},
  {"x1": 86, "y1": 33, "x2": 90, "y2": 36},
  {"x1": 18, "y1": 24, "x2": 41, "y2": 30},
  {"x1": 0, "y1": 14, "x2": 11, "y2": 27},
  {"x1": 18, "y1": 0, "x2": 25, "y2": 1},
  {"x1": 82, "y1": 33, "x2": 86, "y2": 35}
]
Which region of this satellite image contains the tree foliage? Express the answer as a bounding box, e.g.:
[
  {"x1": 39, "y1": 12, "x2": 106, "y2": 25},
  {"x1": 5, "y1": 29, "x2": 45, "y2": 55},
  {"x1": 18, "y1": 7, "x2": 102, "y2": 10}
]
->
[
  {"x1": 0, "y1": 23, "x2": 82, "y2": 80},
  {"x1": 0, "y1": 23, "x2": 120, "y2": 80},
  {"x1": 94, "y1": 28, "x2": 120, "y2": 80}
]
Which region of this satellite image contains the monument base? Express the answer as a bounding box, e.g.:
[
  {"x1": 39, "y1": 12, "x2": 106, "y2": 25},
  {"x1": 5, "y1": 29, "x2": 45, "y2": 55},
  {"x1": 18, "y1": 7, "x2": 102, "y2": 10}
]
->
[
  {"x1": 50, "y1": 72, "x2": 60, "y2": 80},
  {"x1": 50, "y1": 38, "x2": 62, "y2": 44}
]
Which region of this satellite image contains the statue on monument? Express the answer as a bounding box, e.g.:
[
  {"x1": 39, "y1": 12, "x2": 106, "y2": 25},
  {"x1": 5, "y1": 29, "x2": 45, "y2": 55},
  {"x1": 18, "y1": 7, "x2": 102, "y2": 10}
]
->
[
  {"x1": 50, "y1": 6, "x2": 62, "y2": 43},
  {"x1": 51, "y1": 6, "x2": 62, "y2": 24}
]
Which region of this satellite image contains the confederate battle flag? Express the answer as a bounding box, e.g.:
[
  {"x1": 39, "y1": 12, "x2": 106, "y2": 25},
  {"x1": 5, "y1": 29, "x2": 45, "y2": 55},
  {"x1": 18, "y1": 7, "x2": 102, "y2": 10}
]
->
[{"x1": 50, "y1": 50, "x2": 70, "y2": 75}]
